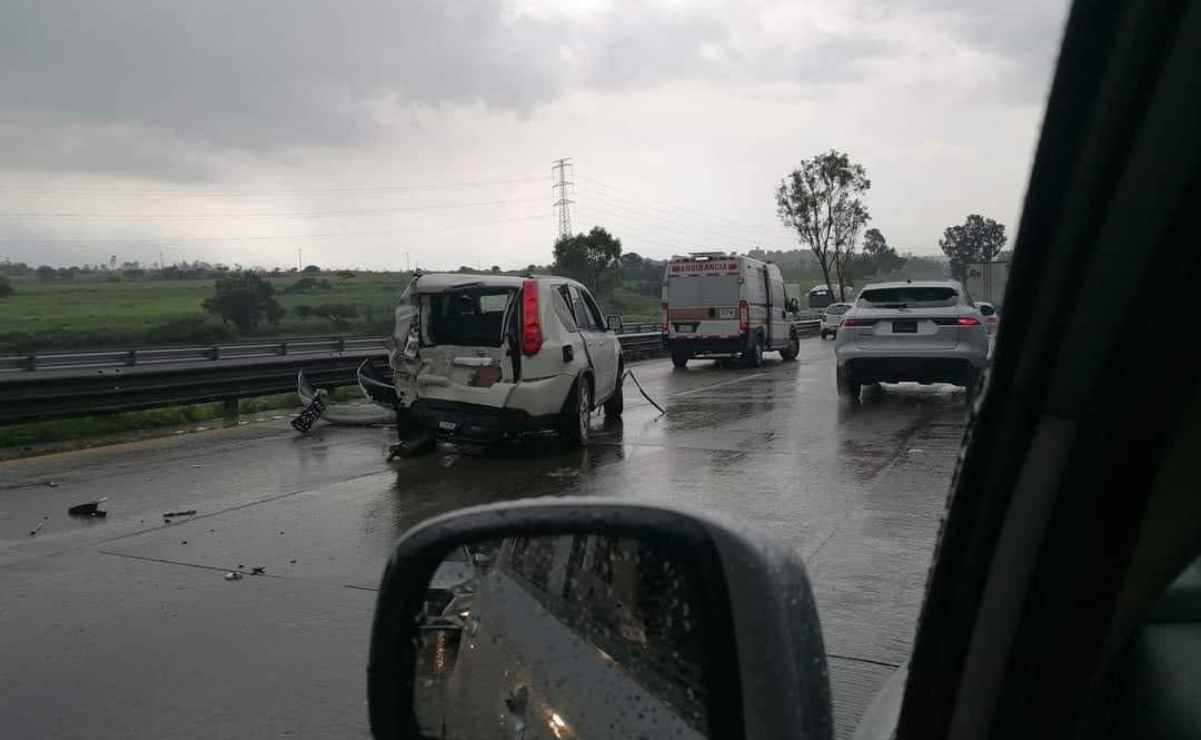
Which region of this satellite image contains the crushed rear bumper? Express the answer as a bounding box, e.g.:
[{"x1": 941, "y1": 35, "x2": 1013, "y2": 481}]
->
[{"x1": 408, "y1": 398, "x2": 558, "y2": 443}]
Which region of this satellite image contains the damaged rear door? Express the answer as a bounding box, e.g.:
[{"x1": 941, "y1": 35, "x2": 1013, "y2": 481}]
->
[{"x1": 411, "y1": 284, "x2": 520, "y2": 412}]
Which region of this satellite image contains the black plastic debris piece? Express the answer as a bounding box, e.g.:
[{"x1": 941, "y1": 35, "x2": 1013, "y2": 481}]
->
[
  {"x1": 162, "y1": 510, "x2": 197, "y2": 518},
  {"x1": 224, "y1": 571, "x2": 243, "y2": 581},
  {"x1": 250, "y1": 566, "x2": 266, "y2": 576},
  {"x1": 291, "y1": 396, "x2": 327, "y2": 433},
  {"x1": 29, "y1": 521, "x2": 44, "y2": 536},
  {"x1": 68, "y1": 499, "x2": 108, "y2": 518}
]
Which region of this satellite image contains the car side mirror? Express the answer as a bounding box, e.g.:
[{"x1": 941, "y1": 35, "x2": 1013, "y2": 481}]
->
[
  {"x1": 979, "y1": 304, "x2": 995, "y2": 316},
  {"x1": 786, "y1": 298, "x2": 799, "y2": 313},
  {"x1": 606, "y1": 315, "x2": 624, "y2": 333},
  {"x1": 368, "y1": 500, "x2": 833, "y2": 740}
]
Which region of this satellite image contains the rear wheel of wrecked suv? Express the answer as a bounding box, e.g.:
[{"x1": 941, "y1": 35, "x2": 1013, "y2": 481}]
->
[
  {"x1": 559, "y1": 376, "x2": 592, "y2": 446},
  {"x1": 603, "y1": 371, "x2": 624, "y2": 416}
]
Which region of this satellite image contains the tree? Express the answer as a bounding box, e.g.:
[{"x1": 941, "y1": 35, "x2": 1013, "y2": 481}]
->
[
  {"x1": 553, "y1": 226, "x2": 623, "y2": 294},
  {"x1": 302, "y1": 264, "x2": 321, "y2": 275},
  {"x1": 202, "y1": 271, "x2": 285, "y2": 332},
  {"x1": 776, "y1": 150, "x2": 871, "y2": 302},
  {"x1": 295, "y1": 304, "x2": 315, "y2": 322},
  {"x1": 858, "y1": 228, "x2": 908, "y2": 276},
  {"x1": 335, "y1": 270, "x2": 356, "y2": 279},
  {"x1": 0, "y1": 276, "x2": 13, "y2": 298},
  {"x1": 490, "y1": 265, "x2": 501, "y2": 273},
  {"x1": 36, "y1": 265, "x2": 56, "y2": 280},
  {"x1": 939, "y1": 214, "x2": 1007, "y2": 279}
]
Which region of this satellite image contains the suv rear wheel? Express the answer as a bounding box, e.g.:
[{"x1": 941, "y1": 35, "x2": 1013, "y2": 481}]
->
[
  {"x1": 603, "y1": 369, "x2": 624, "y2": 416},
  {"x1": 559, "y1": 377, "x2": 591, "y2": 446},
  {"x1": 672, "y1": 352, "x2": 690, "y2": 368},
  {"x1": 836, "y1": 368, "x2": 861, "y2": 400}
]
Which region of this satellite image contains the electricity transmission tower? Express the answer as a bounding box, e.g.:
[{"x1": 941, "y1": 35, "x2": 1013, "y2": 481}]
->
[{"x1": 552, "y1": 157, "x2": 574, "y2": 240}]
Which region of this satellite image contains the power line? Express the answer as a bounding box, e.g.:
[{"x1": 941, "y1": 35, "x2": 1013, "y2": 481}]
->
[
  {"x1": 0, "y1": 175, "x2": 546, "y2": 197},
  {"x1": 575, "y1": 174, "x2": 788, "y2": 237},
  {"x1": 0, "y1": 195, "x2": 547, "y2": 220},
  {"x1": 0, "y1": 213, "x2": 554, "y2": 246},
  {"x1": 578, "y1": 200, "x2": 773, "y2": 251},
  {"x1": 577, "y1": 185, "x2": 791, "y2": 247},
  {"x1": 575, "y1": 205, "x2": 728, "y2": 252}
]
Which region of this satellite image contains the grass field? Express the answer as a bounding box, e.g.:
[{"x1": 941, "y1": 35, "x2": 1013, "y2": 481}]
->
[
  {"x1": 0, "y1": 271, "x2": 660, "y2": 351},
  {"x1": 0, "y1": 272, "x2": 414, "y2": 350}
]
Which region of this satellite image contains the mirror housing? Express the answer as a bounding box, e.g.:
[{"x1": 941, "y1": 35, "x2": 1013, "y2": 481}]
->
[
  {"x1": 368, "y1": 499, "x2": 833, "y2": 740},
  {"x1": 979, "y1": 304, "x2": 996, "y2": 316},
  {"x1": 786, "y1": 297, "x2": 800, "y2": 313},
  {"x1": 606, "y1": 314, "x2": 624, "y2": 333}
]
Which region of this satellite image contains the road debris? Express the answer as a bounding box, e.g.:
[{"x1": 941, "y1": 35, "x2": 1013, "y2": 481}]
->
[
  {"x1": 224, "y1": 571, "x2": 243, "y2": 581},
  {"x1": 47, "y1": 481, "x2": 60, "y2": 488},
  {"x1": 67, "y1": 498, "x2": 108, "y2": 518},
  {"x1": 624, "y1": 370, "x2": 666, "y2": 416},
  {"x1": 250, "y1": 566, "x2": 266, "y2": 576},
  {"x1": 163, "y1": 510, "x2": 197, "y2": 518},
  {"x1": 29, "y1": 521, "x2": 45, "y2": 536},
  {"x1": 387, "y1": 430, "x2": 435, "y2": 461},
  {"x1": 290, "y1": 395, "x2": 327, "y2": 433}
]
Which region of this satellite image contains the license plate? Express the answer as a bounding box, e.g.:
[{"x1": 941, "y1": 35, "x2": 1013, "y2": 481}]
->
[
  {"x1": 719, "y1": 307, "x2": 736, "y2": 319},
  {"x1": 893, "y1": 320, "x2": 918, "y2": 333},
  {"x1": 438, "y1": 420, "x2": 458, "y2": 431},
  {"x1": 675, "y1": 323, "x2": 697, "y2": 333}
]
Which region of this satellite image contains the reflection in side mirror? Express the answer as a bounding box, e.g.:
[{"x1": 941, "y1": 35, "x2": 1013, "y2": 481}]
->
[
  {"x1": 979, "y1": 304, "x2": 996, "y2": 316},
  {"x1": 606, "y1": 315, "x2": 624, "y2": 333},
  {"x1": 415, "y1": 535, "x2": 710, "y2": 738},
  {"x1": 368, "y1": 501, "x2": 834, "y2": 740},
  {"x1": 786, "y1": 297, "x2": 800, "y2": 313}
]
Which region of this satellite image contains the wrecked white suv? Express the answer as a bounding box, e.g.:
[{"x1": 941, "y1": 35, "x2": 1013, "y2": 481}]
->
[{"x1": 388, "y1": 274, "x2": 625, "y2": 446}]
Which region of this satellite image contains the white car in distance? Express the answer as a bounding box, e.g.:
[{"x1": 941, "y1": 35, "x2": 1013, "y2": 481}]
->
[
  {"x1": 389, "y1": 274, "x2": 624, "y2": 446},
  {"x1": 820, "y1": 303, "x2": 853, "y2": 339},
  {"x1": 834, "y1": 281, "x2": 990, "y2": 399}
]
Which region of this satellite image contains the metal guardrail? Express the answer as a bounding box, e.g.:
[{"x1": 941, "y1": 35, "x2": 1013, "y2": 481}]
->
[{"x1": 0, "y1": 322, "x2": 815, "y2": 426}]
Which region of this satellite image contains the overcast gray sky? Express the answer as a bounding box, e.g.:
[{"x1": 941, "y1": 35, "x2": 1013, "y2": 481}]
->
[{"x1": 0, "y1": 0, "x2": 1070, "y2": 271}]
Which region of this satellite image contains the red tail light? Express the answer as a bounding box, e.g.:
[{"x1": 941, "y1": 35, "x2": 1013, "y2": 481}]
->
[
  {"x1": 739, "y1": 300, "x2": 749, "y2": 331},
  {"x1": 841, "y1": 317, "x2": 875, "y2": 327},
  {"x1": 660, "y1": 302, "x2": 669, "y2": 332},
  {"x1": 957, "y1": 316, "x2": 981, "y2": 326},
  {"x1": 521, "y1": 279, "x2": 543, "y2": 355}
]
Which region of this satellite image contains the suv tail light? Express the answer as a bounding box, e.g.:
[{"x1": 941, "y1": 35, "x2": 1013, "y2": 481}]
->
[
  {"x1": 739, "y1": 300, "x2": 749, "y2": 331},
  {"x1": 521, "y1": 279, "x2": 543, "y2": 355},
  {"x1": 956, "y1": 316, "x2": 981, "y2": 326},
  {"x1": 660, "y1": 302, "x2": 669, "y2": 332},
  {"x1": 841, "y1": 317, "x2": 875, "y2": 327}
]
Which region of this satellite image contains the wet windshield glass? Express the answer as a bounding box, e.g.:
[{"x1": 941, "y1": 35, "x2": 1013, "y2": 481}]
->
[{"x1": 826, "y1": 304, "x2": 851, "y2": 316}]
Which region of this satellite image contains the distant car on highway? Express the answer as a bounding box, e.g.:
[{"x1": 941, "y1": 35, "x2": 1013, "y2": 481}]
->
[
  {"x1": 977, "y1": 301, "x2": 1001, "y2": 336},
  {"x1": 389, "y1": 274, "x2": 624, "y2": 446},
  {"x1": 834, "y1": 280, "x2": 990, "y2": 399},
  {"x1": 819, "y1": 303, "x2": 852, "y2": 339}
]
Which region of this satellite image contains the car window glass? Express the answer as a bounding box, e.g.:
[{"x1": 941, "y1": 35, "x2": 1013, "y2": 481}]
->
[
  {"x1": 553, "y1": 285, "x2": 578, "y2": 331},
  {"x1": 826, "y1": 304, "x2": 850, "y2": 316},
  {"x1": 570, "y1": 288, "x2": 599, "y2": 331},
  {"x1": 580, "y1": 290, "x2": 607, "y2": 330},
  {"x1": 859, "y1": 287, "x2": 959, "y2": 308}
]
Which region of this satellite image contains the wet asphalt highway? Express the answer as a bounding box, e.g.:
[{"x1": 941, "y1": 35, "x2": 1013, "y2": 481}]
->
[{"x1": 0, "y1": 337, "x2": 969, "y2": 739}]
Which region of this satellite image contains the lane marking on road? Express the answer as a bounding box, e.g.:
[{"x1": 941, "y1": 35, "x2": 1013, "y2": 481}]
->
[{"x1": 671, "y1": 372, "x2": 769, "y2": 398}]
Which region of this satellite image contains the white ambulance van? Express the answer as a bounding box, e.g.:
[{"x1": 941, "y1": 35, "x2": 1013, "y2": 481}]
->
[{"x1": 660, "y1": 252, "x2": 801, "y2": 368}]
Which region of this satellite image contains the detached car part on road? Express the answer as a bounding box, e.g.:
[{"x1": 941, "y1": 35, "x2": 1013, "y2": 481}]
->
[
  {"x1": 834, "y1": 281, "x2": 990, "y2": 399},
  {"x1": 388, "y1": 274, "x2": 624, "y2": 446}
]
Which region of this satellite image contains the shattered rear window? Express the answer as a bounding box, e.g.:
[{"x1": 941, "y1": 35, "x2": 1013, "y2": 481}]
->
[{"x1": 422, "y1": 289, "x2": 515, "y2": 347}]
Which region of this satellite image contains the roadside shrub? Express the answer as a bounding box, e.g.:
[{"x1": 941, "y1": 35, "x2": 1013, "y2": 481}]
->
[{"x1": 0, "y1": 276, "x2": 13, "y2": 297}]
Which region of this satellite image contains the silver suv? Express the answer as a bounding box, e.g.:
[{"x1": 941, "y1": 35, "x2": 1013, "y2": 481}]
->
[
  {"x1": 389, "y1": 274, "x2": 624, "y2": 445},
  {"x1": 834, "y1": 280, "x2": 989, "y2": 398}
]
